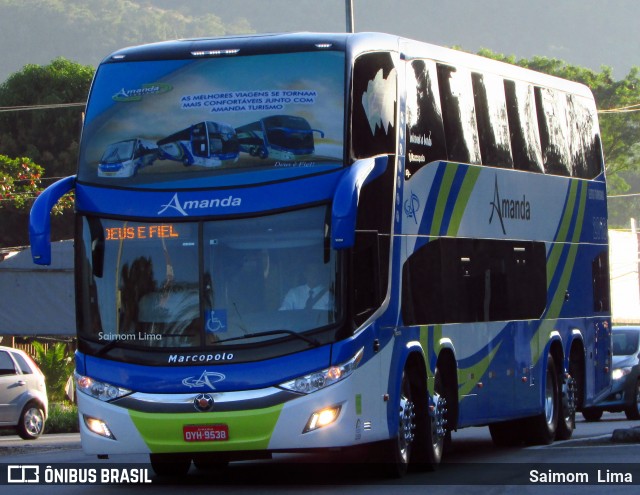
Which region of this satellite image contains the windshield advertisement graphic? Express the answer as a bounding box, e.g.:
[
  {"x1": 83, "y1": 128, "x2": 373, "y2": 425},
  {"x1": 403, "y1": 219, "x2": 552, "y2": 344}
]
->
[{"x1": 79, "y1": 52, "x2": 345, "y2": 188}]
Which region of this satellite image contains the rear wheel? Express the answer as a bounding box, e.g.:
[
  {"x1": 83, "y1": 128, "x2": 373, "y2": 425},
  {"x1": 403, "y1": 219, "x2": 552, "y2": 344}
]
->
[
  {"x1": 582, "y1": 407, "x2": 603, "y2": 422},
  {"x1": 17, "y1": 403, "x2": 45, "y2": 440},
  {"x1": 624, "y1": 380, "x2": 640, "y2": 420},
  {"x1": 556, "y1": 372, "x2": 577, "y2": 440},
  {"x1": 525, "y1": 356, "x2": 559, "y2": 445}
]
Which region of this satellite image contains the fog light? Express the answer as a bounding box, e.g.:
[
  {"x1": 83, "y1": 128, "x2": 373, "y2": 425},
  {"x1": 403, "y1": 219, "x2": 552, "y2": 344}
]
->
[
  {"x1": 304, "y1": 405, "x2": 341, "y2": 433},
  {"x1": 83, "y1": 415, "x2": 116, "y2": 440}
]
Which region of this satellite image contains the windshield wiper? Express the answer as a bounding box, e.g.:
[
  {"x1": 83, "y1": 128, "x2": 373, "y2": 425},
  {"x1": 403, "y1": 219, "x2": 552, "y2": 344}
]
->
[
  {"x1": 95, "y1": 339, "x2": 121, "y2": 356},
  {"x1": 215, "y1": 329, "x2": 321, "y2": 347}
]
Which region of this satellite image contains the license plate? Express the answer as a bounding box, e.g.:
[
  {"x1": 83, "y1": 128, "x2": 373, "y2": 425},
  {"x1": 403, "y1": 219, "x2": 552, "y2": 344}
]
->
[{"x1": 183, "y1": 424, "x2": 229, "y2": 442}]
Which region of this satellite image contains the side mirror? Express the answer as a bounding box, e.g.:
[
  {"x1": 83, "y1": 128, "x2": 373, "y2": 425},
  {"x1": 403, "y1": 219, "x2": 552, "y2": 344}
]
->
[
  {"x1": 331, "y1": 155, "x2": 388, "y2": 249},
  {"x1": 29, "y1": 175, "x2": 76, "y2": 265}
]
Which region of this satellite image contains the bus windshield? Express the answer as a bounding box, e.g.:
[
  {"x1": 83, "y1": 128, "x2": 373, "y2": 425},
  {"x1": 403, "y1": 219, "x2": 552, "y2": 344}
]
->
[
  {"x1": 78, "y1": 205, "x2": 341, "y2": 350},
  {"x1": 78, "y1": 51, "x2": 345, "y2": 188}
]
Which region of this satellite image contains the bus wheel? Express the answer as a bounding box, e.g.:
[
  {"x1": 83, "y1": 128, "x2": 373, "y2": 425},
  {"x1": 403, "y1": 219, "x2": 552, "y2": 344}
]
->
[
  {"x1": 192, "y1": 453, "x2": 230, "y2": 471},
  {"x1": 582, "y1": 407, "x2": 603, "y2": 422},
  {"x1": 556, "y1": 373, "x2": 577, "y2": 440},
  {"x1": 525, "y1": 356, "x2": 559, "y2": 445},
  {"x1": 424, "y1": 367, "x2": 448, "y2": 466},
  {"x1": 149, "y1": 453, "x2": 191, "y2": 477},
  {"x1": 489, "y1": 419, "x2": 524, "y2": 447},
  {"x1": 383, "y1": 370, "x2": 415, "y2": 477}
]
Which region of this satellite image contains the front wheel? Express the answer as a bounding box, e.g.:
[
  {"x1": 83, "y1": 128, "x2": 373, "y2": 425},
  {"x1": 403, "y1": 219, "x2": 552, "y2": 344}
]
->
[
  {"x1": 149, "y1": 454, "x2": 191, "y2": 477},
  {"x1": 17, "y1": 403, "x2": 45, "y2": 440},
  {"x1": 624, "y1": 380, "x2": 640, "y2": 420},
  {"x1": 383, "y1": 370, "x2": 415, "y2": 477}
]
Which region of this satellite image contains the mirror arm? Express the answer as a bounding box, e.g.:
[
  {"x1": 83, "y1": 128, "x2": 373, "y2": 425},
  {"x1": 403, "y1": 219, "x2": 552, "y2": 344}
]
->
[
  {"x1": 331, "y1": 155, "x2": 388, "y2": 249},
  {"x1": 29, "y1": 175, "x2": 76, "y2": 265}
]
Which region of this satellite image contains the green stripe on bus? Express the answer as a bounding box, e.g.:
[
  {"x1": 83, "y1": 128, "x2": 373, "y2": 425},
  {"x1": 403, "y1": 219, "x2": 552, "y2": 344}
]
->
[
  {"x1": 531, "y1": 182, "x2": 588, "y2": 365},
  {"x1": 431, "y1": 164, "x2": 458, "y2": 236},
  {"x1": 447, "y1": 165, "x2": 481, "y2": 237},
  {"x1": 129, "y1": 403, "x2": 284, "y2": 453},
  {"x1": 546, "y1": 180, "x2": 578, "y2": 287}
]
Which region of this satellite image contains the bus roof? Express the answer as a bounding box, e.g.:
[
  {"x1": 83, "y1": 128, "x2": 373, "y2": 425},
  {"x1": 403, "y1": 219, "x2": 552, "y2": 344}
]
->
[{"x1": 101, "y1": 31, "x2": 594, "y2": 100}]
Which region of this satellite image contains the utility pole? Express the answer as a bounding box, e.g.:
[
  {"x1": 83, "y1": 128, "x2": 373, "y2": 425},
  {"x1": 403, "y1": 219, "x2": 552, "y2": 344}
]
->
[{"x1": 346, "y1": 0, "x2": 355, "y2": 33}]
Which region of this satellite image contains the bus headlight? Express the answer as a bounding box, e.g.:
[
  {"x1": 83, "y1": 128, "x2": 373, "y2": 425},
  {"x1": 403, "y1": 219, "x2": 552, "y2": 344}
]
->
[
  {"x1": 304, "y1": 405, "x2": 342, "y2": 433},
  {"x1": 83, "y1": 415, "x2": 116, "y2": 439},
  {"x1": 75, "y1": 372, "x2": 132, "y2": 401},
  {"x1": 279, "y1": 347, "x2": 364, "y2": 394},
  {"x1": 612, "y1": 367, "x2": 632, "y2": 381}
]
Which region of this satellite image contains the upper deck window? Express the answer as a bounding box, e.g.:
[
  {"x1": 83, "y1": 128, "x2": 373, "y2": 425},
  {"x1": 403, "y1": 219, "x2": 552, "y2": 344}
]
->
[{"x1": 78, "y1": 51, "x2": 345, "y2": 188}]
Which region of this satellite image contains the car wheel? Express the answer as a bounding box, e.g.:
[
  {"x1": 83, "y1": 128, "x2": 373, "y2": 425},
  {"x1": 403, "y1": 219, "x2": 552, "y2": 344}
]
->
[
  {"x1": 17, "y1": 403, "x2": 45, "y2": 440},
  {"x1": 624, "y1": 380, "x2": 640, "y2": 420}
]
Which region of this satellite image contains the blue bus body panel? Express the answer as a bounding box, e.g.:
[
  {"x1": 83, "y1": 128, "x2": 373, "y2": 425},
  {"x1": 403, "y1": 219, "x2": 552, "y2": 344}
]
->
[
  {"x1": 75, "y1": 171, "x2": 343, "y2": 218},
  {"x1": 78, "y1": 345, "x2": 332, "y2": 394}
]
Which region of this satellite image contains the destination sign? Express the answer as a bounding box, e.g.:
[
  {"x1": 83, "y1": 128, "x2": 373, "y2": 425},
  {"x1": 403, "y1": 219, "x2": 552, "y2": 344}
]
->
[{"x1": 105, "y1": 224, "x2": 180, "y2": 240}]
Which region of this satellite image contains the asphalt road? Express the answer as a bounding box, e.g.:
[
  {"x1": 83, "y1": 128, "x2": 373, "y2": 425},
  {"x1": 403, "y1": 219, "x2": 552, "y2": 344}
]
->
[{"x1": 1, "y1": 413, "x2": 639, "y2": 494}]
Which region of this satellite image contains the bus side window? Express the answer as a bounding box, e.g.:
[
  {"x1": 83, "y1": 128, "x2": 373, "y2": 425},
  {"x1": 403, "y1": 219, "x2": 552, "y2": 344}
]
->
[
  {"x1": 351, "y1": 52, "x2": 397, "y2": 160},
  {"x1": 535, "y1": 87, "x2": 572, "y2": 176},
  {"x1": 405, "y1": 59, "x2": 447, "y2": 177},
  {"x1": 568, "y1": 95, "x2": 604, "y2": 179},
  {"x1": 402, "y1": 238, "x2": 547, "y2": 325},
  {"x1": 436, "y1": 64, "x2": 481, "y2": 165},
  {"x1": 472, "y1": 72, "x2": 514, "y2": 168},
  {"x1": 504, "y1": 80, "x2": 544, "y2": 173}
]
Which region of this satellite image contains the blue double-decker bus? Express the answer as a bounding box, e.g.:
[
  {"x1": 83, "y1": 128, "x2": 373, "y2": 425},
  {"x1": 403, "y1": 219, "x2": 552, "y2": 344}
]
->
[{"x1": 30, "y1": 32, "x2": 611, "y2": 477}]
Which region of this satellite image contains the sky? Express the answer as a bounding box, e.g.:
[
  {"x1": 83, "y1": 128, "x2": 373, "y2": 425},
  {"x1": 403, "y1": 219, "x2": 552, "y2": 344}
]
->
[
  {"x1": 210, "y1": 0, "x2": 639, "y2": 78},
  {"x1": 1, "y1": 0, "x2": 637, "y2": 83}
]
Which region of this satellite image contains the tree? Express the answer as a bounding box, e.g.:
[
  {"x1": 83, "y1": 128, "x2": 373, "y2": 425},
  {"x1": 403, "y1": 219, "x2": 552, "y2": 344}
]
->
[
  {"x1": 0, "y1": 155, "x2": 44, "y2": 210},
  {"x1": 32, "y1": 341, "x2": 74, "y2": 402},
  {"x1": 0, "y1": 57, "x2": 93, "y2": 178},
  {"x1": 476, "y1": 49, "x2": 640, "y2": 227},
  {"x1": 0, "y1": 59, "x2": 88, "y2": 247}
]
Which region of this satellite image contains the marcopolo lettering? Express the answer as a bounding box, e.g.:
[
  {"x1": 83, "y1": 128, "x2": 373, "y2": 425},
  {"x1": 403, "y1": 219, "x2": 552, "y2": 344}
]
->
[{"x1": 168, "y1": 353, "x2": 234, "y2": 364}]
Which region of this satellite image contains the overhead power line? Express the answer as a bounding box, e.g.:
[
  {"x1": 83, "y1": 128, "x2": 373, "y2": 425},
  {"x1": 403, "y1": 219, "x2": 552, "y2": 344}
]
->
[{"x1": 0, "y1": 102, "x2": 85, "y2": 113}]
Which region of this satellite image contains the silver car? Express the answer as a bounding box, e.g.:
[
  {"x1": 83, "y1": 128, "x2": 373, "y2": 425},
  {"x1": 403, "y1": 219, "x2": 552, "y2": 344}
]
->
[{"x1": 0, "y1": 346, "x2": 48, "y2": 439}]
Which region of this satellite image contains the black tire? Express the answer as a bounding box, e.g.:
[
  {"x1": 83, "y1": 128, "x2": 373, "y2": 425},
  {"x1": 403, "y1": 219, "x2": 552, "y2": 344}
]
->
[
  {"x1": 556, "y1": 371, "x2": 577, "y2": 440},
  {"x1": 192, "y1": 453, "x2": 230, "y2": 471},
  {"x1": 412, "y1": 367, "x2": 447, "y2": 471},
  {"x1": 624, "y1": 380, "x2": 640, "y2": 420},
  {"x1": 16, "y1": 403, "x2": 45, "y2": 440},
  {"x1": 582, "y1": 407, "x2": 603, "y2": 422},
  {"x1": 382, "y1": 370, "x2": 414, "y2": 478},
  {"x1": 489, "y1": 419, "x2": 525, "y2": 447},
  {"x1": 149, "y1": 453, "x2": 191, "y2": 477},
  {"x1": 525, "y1": 356, "x2": 559, "y2": 445}
]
